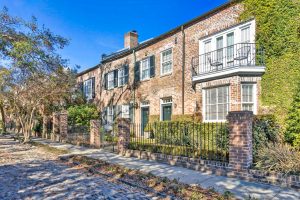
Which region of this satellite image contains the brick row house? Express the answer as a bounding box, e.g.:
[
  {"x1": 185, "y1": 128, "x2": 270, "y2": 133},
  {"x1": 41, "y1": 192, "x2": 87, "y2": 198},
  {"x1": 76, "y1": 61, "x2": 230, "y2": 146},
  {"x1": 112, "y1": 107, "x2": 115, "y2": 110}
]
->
[{"x1": 76, "y1": 1, "x2": 265, "y2": 130}]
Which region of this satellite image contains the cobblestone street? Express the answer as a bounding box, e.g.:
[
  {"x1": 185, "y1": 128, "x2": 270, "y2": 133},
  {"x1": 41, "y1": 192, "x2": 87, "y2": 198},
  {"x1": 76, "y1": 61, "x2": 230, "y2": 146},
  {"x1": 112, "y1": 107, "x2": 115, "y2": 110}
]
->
[{"x1": 0, "y1": 136, "x2": 157, "y2": 200}]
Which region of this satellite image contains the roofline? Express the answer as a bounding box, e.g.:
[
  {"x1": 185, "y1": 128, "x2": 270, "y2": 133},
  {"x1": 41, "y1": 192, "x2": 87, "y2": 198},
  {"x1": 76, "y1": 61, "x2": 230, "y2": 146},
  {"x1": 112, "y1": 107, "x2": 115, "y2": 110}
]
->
[
  {"x1": 101, "y1": 0, "x2": 240, "y2": 63},
  {"x1": 76, "y1": 64, "x2": 100, "y2": 77}
]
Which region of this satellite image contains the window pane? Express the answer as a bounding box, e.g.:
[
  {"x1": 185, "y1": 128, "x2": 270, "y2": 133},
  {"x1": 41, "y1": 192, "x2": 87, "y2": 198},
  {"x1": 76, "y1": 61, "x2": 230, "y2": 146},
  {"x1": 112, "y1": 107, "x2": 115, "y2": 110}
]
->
[
  {"x1": 241, "y1": 27, "x2": 250, "y2": 43},
  {"x1": 205, "y1": 86, "x2": 229, "y2": 121},
  {"x1": 162, "y1": 49, "x2": 172, "y2": 75},
  {"x1": 242, "y1": 84, "x2": 255, "y2": 112}
]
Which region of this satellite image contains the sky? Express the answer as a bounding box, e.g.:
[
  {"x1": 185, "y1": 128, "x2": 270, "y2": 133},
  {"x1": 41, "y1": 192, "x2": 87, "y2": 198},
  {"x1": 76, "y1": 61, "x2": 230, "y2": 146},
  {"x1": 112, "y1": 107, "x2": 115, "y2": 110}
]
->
[{"x1": 0, "y1": 0, "x2": 228, "y2": 72}]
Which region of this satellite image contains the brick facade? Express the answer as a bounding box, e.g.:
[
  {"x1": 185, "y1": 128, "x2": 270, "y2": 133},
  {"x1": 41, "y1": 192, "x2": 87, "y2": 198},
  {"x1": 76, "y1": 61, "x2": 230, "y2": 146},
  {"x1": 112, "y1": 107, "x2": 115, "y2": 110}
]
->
[{"x1": 76, "y1": 2, "x2": 263, "y2": 124}]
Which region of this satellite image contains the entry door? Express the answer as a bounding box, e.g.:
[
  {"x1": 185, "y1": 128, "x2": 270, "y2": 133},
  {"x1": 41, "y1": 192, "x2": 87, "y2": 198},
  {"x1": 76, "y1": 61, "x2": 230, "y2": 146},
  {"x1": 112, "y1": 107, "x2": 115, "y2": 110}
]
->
[
  {"x1": 162, "y1": 104, "x2": 172, "y2": 121},
  {"x1": 141, "y1": 107, "x2": 149, "y2": 135}
]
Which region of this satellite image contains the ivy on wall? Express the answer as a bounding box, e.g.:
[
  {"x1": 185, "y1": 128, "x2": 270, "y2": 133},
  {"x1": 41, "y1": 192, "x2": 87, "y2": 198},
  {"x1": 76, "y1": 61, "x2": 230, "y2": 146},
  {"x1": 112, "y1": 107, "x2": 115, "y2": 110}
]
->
[{"x1": 241, "y1": 0, "x2": 300, "y2": 128}]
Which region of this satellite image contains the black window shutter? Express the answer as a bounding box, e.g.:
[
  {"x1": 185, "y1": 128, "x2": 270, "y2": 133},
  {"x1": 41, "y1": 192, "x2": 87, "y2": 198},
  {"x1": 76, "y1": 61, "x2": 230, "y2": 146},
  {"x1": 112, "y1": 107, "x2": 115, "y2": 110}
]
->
[
  {"x1": 104, "y1": 74, "x2": 108, "y2": 90},
  {"x1": 150, "y1": 55, "x2": 155, "y2": 78},
  {"x1": 114, "y1": 69, "x2": 118, "y2": 88},
  {"x1": 91, "y1": 77, "x2": 95, "y2": 98},
  {"x1": 79, "y1": 82, "x2": 84, "y2": 94},
  {"x1": 129, "y1": 103, "x2": 134, "y2": 123},
  {"x1": 134, "y1": 61, "x2": 140, "y2": 82},
  {"x1": 113, "y1": 105, "x2": 117, "y2": 121},
  {"x1": 124, "y1": 65, "x2": 129, "y2": 84},
  {"x1": 102, "y1": 107, "x2": 107, "y2": 124}
]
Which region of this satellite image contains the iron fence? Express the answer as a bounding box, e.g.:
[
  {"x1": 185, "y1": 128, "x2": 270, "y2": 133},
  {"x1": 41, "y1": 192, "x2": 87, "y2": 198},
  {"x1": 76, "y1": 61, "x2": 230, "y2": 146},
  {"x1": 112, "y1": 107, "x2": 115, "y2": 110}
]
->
[
  {"x1": 67, "y1": 125, "x2": 90, "y2": 146},
  {"x1": 129, "y1": 122, "x2": 229, "y2": 162},
  {"x1": 191, "y1": 43, "x2": 265, "y2": 76}
]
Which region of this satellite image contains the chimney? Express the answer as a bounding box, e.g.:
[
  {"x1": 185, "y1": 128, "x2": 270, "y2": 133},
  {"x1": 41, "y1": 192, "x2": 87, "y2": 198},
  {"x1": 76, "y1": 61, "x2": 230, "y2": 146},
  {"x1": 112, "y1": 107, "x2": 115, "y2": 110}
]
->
[{"x1": 124, "y1": 30, "x2": 138, "y2": 49}]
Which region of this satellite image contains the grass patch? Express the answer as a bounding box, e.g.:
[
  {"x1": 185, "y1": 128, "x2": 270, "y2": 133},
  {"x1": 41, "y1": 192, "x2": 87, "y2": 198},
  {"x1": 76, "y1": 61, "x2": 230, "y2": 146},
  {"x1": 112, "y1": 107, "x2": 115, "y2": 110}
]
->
[
  {"x1": 61, "y1": 155, "x2": 235, "y2": 200},
  {"x1": 30, "y1": 141, "x2": 69, "y2": 155}
]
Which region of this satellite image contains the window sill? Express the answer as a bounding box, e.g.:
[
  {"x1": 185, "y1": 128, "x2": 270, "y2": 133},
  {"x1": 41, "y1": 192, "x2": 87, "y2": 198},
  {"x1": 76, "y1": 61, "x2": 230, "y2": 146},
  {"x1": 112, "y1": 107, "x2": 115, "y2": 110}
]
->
[
  {"x1": 160, "y1": 72, "x2": 172, "y2": 78},
  {"x1": 140, "y1": 78, "x2": 151, "y2": 82}
]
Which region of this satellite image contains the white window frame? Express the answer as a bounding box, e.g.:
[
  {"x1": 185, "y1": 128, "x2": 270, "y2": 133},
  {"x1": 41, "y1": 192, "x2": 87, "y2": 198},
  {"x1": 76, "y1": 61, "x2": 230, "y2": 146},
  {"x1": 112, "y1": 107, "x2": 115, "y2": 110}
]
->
[
  {"x1": 160, "y1": 48, "x2": 173, "y2": 75},
  {"x1": 160, "y1": 97, "x2": 172, "y2": 121},
  {"x1": 241, "y1": 83, "x2": 257, "y2": 114},
  {"x1": 140, "y1": 58, "x2": 150, "y2": 81},
  {"x1": 83, "y1": 79, "x2": 93, "y2": 100},
  {"x1": 107, "y1": 106, "x2": 114, "y2": 125},
  {"x1": 203, "y1": 86, "x2": 230, "y2": 122},
  {"x1": 199, "y1": 19, "x2": 256, "y2": 55},
  {"x1": 121, "y1": 105, "x2": 130, "y2": 119},
  {"x1": 107, "y1": 71, "x2": 114, "y2": 90},
  {"x1": 118, "y1": 67, "x2": 126, "y2": 86}
]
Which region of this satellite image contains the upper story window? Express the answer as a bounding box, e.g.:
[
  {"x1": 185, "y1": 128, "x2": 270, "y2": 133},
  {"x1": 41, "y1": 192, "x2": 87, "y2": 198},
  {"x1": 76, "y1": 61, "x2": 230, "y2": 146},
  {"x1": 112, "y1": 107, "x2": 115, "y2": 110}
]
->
[
  {"x1": 107, "y1": 71, "x2": 114, "y2": 90},
  {"x1": 161, "y1": 49, "x2": 173, "y2": 75},
  {"x1": 241, "y1": 84, "x2": 256, "y2": 114},
  {"x1": 141, "y1": 58, "x2": 150, "y2": 80},
  {"x1": 204, "y1": 86, "x2": 229, "y2": 121},
  {"x1": 83, "y1": 79, "x2": 92, "y2": 100},
  {"x1": 118, "y1": 67, "x2": 128, "y2": 86},
  {"x1": 241, "y1": 26, "x2": 250, "y2": 43},
  {"x1": 83, "y1": 77, "x2": 95, "y2": 100},
  {"x1": 104, "y1": 65, "x2": 129, "y2": 90},
  {"x1": 199, "y1": 19, "x2": 255, "y2": 55},
  {"x1": 134, "y1": 55, "x2": 155, "y2": 82}
]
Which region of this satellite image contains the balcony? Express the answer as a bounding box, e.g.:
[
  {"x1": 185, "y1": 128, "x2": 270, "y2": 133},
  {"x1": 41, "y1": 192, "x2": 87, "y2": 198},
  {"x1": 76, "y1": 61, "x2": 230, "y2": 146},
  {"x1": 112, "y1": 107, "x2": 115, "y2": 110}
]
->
[{"x1": 191, "y1": 43, "x2": 266, "y2": 83}]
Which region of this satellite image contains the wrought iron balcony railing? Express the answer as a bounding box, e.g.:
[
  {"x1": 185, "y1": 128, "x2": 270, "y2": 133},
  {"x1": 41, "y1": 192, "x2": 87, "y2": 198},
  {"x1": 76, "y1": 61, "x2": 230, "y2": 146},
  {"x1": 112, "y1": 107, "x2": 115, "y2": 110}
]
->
[{"x1": 191, "y1": 43, "x2": 265, "y2": 77}]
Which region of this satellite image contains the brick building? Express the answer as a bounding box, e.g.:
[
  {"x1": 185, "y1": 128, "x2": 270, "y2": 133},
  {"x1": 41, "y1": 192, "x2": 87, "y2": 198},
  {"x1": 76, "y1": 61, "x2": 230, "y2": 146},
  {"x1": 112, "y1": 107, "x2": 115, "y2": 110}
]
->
[{"x1": 77, "y1": 1, "x2": 265, "y2": 130}]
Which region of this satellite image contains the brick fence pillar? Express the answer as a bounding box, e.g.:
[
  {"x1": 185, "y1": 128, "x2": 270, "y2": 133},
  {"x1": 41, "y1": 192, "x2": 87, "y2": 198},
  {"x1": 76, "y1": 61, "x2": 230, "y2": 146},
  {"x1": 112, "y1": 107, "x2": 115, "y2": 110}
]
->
[
  {"x1": 227, "y1": 111, "x2": 253, "y2": 170},
  {"x1": 59, "y1": 111, "x2": 68, "y2": 142},
  {"x1": 117, "y1": 118, "x2": 131, "y2": 154},
  {"x1": 52, "y1": 112, "x2": 60, "y2": 141},
  {"x1": 90, "y1": 120, "x2": 101, "y2": 148}
]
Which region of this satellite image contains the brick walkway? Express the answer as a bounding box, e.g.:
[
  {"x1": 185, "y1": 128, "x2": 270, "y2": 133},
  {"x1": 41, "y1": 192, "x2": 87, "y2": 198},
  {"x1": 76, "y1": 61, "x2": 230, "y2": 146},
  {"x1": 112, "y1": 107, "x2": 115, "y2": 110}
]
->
[
  {"x1": 32, "y1": 137, "x2": 300, "y2": 200},
  {"x1": 0, "y1": 136, "x2": 157, "y2": 200}
]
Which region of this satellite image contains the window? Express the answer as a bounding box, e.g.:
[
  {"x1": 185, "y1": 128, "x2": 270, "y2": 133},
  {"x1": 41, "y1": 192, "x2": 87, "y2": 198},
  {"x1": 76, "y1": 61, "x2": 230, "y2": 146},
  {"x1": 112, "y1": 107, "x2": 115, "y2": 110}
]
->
[
  {"x1": 121, "y1": 105, "x2": 130, "y2": 118},
  {"x1": 141, "y1": 58, "x2": 150, "y2": 80},
  {"x1": 83, "y1": 79, "x2": 92, "y2": 100},
  {"x1": 203, "y1": 40, "x2": 211, "y2": 69},
  {"x1": 161, "y1": 98, "x2": 172, "y2": 121},
  {"x1": 242, "y1": 84, "x2": 256, "y2": 113},
  {"x1": 107, "y1": 106, "x2": 114, "y2": 124},
  {"x1": 226, "y1": 32, "x2": 234, "y2": 61},
  {"x1": 107, "y1": 71, "x2": 114, "y2": 89},
  {"x1": 161, "y1": 49, "x2": 172, "y2": 75},
  {"x1": 241, "y1": 26, "x2": 250, "y2": 43},
  {"x1": 118, "y1": 67, "x2": 126, "y2": 86},
  {"x1": 216, "y1": 36, "x2": 223, "y2": 63},
  {"x1": 204, "y1": 86, "x2": 229, "y2": 121}
]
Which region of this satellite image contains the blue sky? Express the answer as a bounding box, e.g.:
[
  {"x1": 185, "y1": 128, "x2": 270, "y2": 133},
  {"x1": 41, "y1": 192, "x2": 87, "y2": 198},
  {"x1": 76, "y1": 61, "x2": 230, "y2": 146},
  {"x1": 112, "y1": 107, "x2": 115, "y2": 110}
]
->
[{"x1": 0, "y1": 0, "x2": 228, "y2": 72}]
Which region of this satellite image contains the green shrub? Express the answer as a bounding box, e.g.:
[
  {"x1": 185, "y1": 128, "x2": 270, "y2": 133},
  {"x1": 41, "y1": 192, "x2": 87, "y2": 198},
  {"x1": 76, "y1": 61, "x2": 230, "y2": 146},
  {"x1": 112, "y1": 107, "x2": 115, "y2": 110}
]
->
[
  {"x1": 142, "y1": 121, "x2": 229, "y2": 153},
  {"x1": 254, "y1": 143, "x2": 300, "y2": 175},
  {"x1": 285, "y1": 81, "x2": 300, "y2": 147},
  {"x1": 252, "y1": 115, "x2": 280, "y2": 162},
  {"x1": 242, "y1": 0, "x2": 300, "y2": 127},
  {"x1": 68, "y1": 104, "x2": 99, "y2": 126}
]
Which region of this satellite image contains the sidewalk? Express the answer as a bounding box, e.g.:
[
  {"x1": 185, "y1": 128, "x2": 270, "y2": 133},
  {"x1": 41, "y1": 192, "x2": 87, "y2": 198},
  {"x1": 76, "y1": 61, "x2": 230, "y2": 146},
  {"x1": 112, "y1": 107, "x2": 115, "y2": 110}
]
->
[{"x1": 33, "y1": 137, "x2": 300, "y2": 200}]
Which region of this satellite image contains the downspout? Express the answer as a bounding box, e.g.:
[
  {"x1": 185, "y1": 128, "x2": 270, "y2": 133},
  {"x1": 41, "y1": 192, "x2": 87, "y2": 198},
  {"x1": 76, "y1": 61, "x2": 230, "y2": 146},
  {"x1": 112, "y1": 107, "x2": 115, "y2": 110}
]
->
[
  {"x1": 132, "y1": 49, "x2": 136, "y2": 122},
  {"x1": 181, "y1": 26, "x2": 186, "y2": 115}
]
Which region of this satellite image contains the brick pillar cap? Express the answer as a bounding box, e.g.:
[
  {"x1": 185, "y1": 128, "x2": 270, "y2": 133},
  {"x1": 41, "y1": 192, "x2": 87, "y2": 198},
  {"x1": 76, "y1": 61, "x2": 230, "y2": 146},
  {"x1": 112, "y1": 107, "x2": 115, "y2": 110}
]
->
[{"x1": 227, "y1": 111, "x2": 253, "y2": 121}]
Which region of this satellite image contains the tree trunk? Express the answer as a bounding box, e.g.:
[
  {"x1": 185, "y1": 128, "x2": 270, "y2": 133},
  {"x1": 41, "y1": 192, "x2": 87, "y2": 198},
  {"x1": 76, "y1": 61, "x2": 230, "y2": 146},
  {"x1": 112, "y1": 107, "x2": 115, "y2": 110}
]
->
[
  {"x1": 0, "y1": 103, "x2": 6, "y2": 133},
  {"x1": 42, "y1": 115, "x2": 48, "y2": 138}
]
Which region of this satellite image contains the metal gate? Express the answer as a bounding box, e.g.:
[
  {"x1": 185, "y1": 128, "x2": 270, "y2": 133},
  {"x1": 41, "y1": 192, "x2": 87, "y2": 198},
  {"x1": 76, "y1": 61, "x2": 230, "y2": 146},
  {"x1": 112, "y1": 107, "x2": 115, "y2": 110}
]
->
[{"x1": 101, "y1": 125, "x2": 117, "y2": 152}]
